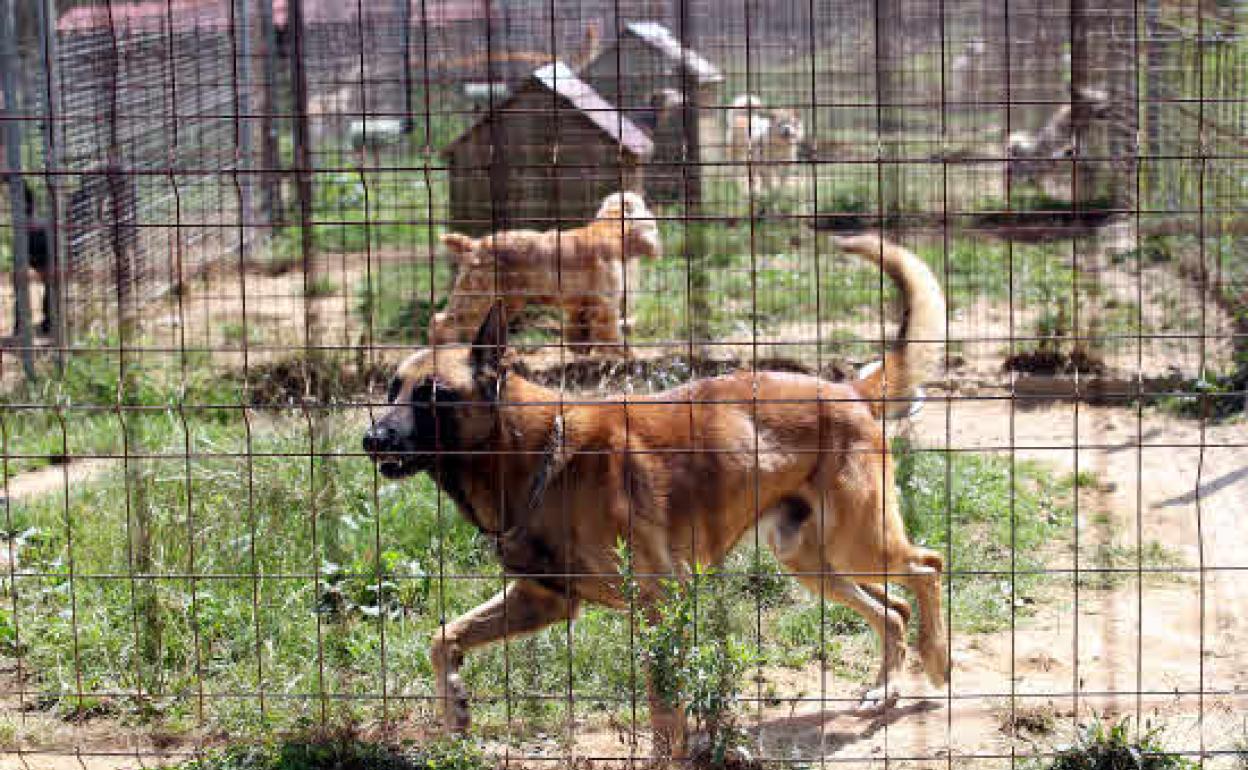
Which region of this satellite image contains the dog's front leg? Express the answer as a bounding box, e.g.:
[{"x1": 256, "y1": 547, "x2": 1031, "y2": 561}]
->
[
  {"x1": 634, "y1": 596, "x2": 688, "y2": 759},
  {"x1": 646, "y1": 666, "x2": 688, "y2": 759},
  {"x1": 430, "y1": 578, "x2": 578, "y2": 732},
  {"x1": 583, "y1": 297, "x2": 628, "y2": 357}
]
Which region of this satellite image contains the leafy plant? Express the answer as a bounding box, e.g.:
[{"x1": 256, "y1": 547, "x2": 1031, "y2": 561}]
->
[
  {"x1": 618, "y1": 544, "x2": 758, "y2": 767},
  {"x1": 1045, "y1": 716, "x2": 1198, "y2": 770},
  {"x1": 176, "y1": 734, "x2": 491, "y2": 770}
]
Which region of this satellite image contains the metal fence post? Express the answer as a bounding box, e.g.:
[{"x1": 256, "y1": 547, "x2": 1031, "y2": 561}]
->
[{"x1": 2, "y1": 0, "x2": 35, "y2": 380}]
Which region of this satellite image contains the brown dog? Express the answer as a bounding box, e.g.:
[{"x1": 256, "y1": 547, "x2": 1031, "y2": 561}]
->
[
  {"x1": 364, "y1": 233, "x2": 948, "y2": 755},
  {"x1": 430, "y1": 192, "x2": 660, "y2": 352}
]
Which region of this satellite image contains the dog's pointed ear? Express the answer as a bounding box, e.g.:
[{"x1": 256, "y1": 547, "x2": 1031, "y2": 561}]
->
[{"x1": 470, "y1": 301, "x2": 508, "y2": 384}]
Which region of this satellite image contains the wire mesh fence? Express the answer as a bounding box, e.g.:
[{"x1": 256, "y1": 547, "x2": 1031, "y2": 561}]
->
[{"x1": 1, "y1": 0, "x2": 1246, "y2": 768}]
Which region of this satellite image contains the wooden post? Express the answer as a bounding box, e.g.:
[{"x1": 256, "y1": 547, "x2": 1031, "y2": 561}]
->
[
  {"x1": 875, "y1": 0, "x2": 904, "y2": 231},
  {"x1": 37, "y1": 0, "x2": 64, "y2": 359},
  {"x1": 258, "y1": 0, "x2": 283, "y2": 230},
  {"x1": 287, "y1": 0, "x2": 318, "y2": 343},
  {"x1": 676, "y1": 0, "x2": 709, "y2": 353},
  {"x1": 236, "y1": 0, "x2": 255, "y2": 257},
  {"x1": 398, "y1": 0, "x2": 413, "y2": 132},
  {"x1": 2, "y1": 0, "x2": 35, "y2": 380}
]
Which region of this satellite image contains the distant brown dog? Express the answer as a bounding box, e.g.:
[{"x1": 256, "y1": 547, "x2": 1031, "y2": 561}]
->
[
  {"x1": 364, "y1": 233, "x2": 949, "y2": 756},
  {"x1": 430, "y1": 192, "x2": 660, "y2": 351},
  {"x1": 726, "y1": 94, "x2": 805, "y2": 197}
]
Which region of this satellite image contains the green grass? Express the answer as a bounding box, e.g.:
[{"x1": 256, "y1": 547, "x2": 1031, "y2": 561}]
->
[
  {"x1": 894, "y1": 440, "x2": 1076, "y2": 633},
  {"x1": 1079, "y1": 541, "x2": 1188, "y2": 590},
  {"x1": 268, "y1": 166, "x2": 447, "y2": 262},
  {"x1": 0, "y1": 339, "x2": 244, "y2": 477},
  {"x1": 627, "y1": 218, "x2": 1077, "y2": 349},
  {"x1": 304, "y1": 276, "x2": 340, "y2": 299}
]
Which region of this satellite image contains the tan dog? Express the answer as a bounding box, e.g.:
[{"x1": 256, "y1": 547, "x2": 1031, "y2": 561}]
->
[
  {"x1": 726, "y1": 94, "x2": 805, "y2": 197},
  {"x1": 364, "y1": 234, "x2": 948, "y2": 755},
  {"x1": 430, "y1": 192, "x2": 660, "y2": 352}
]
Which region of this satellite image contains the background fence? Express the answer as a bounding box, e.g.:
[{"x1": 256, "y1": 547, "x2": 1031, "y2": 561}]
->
[{"x1": 1, "y1": 0, "x2": 1245, "y2": 768}]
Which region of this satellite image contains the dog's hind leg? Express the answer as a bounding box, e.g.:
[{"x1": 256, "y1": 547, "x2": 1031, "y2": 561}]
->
[
  {"x1": 790, "y1": 569, "x2": 908, "y2": 710},
  {"x1": 763, "y1": 495, "x2": 909, "y2": 709},
  {"x1": 860, "y1": 582, "x2": 911, "y2": 627},
  {"x1": 893, "y1": 549, "x2": 949, "y2": 687},
  {"x1": 429, "y1": 579, "x2": 578, "y2": 732}
]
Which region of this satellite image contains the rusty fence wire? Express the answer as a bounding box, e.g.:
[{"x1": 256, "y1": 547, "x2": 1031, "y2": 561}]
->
[{"x1": 0, "y1": 0, "x2": 1245, "y2": 768}]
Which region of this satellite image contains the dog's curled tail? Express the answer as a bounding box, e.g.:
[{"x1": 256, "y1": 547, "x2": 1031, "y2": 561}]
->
[{"x1": 834, "y1": 233, "x2": 945, "y2": 419}]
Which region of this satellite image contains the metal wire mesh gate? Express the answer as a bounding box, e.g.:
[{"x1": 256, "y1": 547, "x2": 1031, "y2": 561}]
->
[{"x1": 0, "y1": 0, "x2": 1245, "y2": 768}]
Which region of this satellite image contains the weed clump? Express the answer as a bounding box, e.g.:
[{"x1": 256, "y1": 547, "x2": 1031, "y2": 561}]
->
[
  {"x1": 618, "y1": 545, "x2": 761, "y2": 769},
  {"x1": 177, "y1": 733, "x2": 490, "y2": 770},
  {"x1": 1045, "y1": 717, "x2": 1197, "y2": 770}
]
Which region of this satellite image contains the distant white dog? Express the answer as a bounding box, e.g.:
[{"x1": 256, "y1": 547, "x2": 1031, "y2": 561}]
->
[{"x1": 726, "y1": 94, "x2": 805, "y2": 197}]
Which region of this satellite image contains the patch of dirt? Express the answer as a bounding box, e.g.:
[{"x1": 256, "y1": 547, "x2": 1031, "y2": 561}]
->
[{"x1": 2, "y1": 459, "x2": 109, "y2": 503}]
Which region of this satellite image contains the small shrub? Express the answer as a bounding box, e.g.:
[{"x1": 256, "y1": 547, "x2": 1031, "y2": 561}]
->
[
  {"x1": 1046, "y1": 716, "x2": 1198, "y2": 770},
  {"x1": 221, "y1": 321, "x2": 263, "y2": 346},
  {"x1": 1156, "y1": 371, "x2": 1247, "y2": 422},
  {"x1": 176, "y1": 734, "x2": 491, "y2": 770},
  {"x1": 618, "y1": 545, "x2": 758, "y2": 768}
]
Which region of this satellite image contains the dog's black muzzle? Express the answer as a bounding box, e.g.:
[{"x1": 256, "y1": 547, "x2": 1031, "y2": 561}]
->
[{"x1": 362, "y1": 423, "x2": 430, "y2": 479}]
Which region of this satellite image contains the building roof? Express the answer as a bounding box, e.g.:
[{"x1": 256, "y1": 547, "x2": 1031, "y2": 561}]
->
[
  {"x1": 442, "y1": 61, "x2": 653, "y2": 158},
  {"x1": 59, "y1": 0, "x2": 488, "y2": 34},
  {"x1": 620, "y1": 21, "x2": 722, "y2": 85},
  {"x1": 58, "y1": 0, "x2": 229, "y2": 33}
]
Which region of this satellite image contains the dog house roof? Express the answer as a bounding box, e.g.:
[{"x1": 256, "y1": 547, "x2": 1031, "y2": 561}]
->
[
  {"x1": 620, "y1": 22, "x2": 723, "y2": 85},
  {"x1": 442, "y1": 61, "x2": 654, "y2": 158}
]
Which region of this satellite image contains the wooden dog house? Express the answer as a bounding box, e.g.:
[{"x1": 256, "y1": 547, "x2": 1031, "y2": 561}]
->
[{"x1": 442, "y1": 61, "x2": 653, "y2": 235}]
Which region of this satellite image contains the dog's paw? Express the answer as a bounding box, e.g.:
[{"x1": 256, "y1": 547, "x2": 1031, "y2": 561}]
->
[
  {"x1": 923, "y1": 644, "x2": 951, "y2": 687},
  {"x1": 856, "y1": 684, "x2": 900, "y2": 713},
  {"x1": 446, "y1": 700, "x2": 471, "y2": 733},
  {"x1": 444, "y1": 685, "x2": 472, "y2": 733}
]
